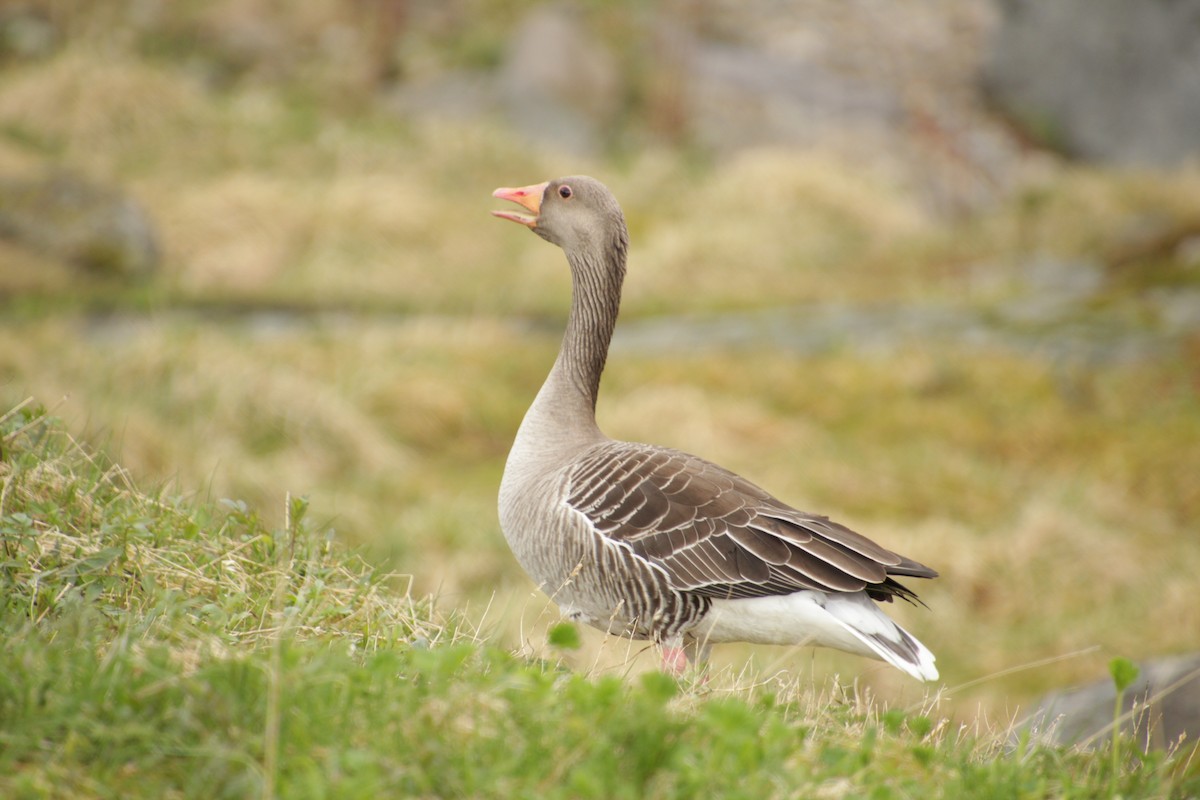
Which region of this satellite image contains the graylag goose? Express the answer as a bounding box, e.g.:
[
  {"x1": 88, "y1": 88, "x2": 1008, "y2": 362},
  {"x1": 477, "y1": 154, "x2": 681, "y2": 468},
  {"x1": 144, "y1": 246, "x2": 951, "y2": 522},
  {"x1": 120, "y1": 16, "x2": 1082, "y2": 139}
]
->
[{"x1": 492, "y1": 176, "x2": 938, "y2": 681}]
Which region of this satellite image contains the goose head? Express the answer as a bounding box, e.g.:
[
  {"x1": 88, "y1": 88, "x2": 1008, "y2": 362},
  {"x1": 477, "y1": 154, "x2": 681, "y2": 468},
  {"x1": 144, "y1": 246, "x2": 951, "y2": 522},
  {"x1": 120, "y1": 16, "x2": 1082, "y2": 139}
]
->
[{"x1": 492, "y1": 176, "x2": 627, "y2": 258}]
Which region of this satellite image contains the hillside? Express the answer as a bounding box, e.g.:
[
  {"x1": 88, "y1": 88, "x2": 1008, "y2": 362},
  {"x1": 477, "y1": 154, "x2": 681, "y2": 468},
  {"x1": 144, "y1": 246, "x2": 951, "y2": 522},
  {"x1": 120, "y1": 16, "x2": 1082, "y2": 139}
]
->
[{"x1": 2, "y1": 405, "x2": 1197, "y2": 797}]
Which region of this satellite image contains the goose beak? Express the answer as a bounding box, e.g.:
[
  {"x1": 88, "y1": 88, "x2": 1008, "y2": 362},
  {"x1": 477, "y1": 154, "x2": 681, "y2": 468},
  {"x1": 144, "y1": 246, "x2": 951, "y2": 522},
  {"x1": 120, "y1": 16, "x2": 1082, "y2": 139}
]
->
[{"x1": 491, "y1": 182, "x2": 549, "y2": 228}]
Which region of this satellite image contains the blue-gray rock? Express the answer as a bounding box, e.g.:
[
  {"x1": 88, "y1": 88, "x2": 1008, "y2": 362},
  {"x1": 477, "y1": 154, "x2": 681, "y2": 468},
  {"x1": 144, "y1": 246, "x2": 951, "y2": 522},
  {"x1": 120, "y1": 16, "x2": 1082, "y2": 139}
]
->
[
  {"x1": 681, "y1": 38, "x2": 901, "y2": 155},
  {"x1": 0, "y1": 171, "x2": 159, "y2": 279},
  {"x1": 1022, "y1": 653, "x2": 1200, "y2": 751},
  {"x1": 983, "y1": 0, "x2": 1200, "y2": 166},
  {"x1": 496, "y1": 5, "x2": 621, "y2": 154}
]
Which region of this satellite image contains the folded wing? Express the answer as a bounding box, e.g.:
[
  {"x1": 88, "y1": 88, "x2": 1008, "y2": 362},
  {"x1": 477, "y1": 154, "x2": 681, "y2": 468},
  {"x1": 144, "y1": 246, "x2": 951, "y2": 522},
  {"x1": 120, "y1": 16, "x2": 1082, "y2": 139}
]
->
[{"x1": 565, "y1": 441, "x2": 936, "y2": 604}]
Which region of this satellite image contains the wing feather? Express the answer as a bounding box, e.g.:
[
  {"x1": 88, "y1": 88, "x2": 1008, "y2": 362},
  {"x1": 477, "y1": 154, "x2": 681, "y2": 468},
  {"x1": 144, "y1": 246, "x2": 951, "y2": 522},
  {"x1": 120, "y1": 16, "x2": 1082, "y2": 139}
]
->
[{"x1": 564, "y1": 441, "x2": 935, "y2": 603}]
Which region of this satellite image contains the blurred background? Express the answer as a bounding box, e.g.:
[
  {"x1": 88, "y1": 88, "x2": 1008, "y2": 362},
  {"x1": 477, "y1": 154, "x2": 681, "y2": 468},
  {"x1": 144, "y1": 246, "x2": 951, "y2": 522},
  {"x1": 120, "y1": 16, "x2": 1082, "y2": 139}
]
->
[{"x1": 1, "y1": 0, "x2": 1198, "y2": 718}]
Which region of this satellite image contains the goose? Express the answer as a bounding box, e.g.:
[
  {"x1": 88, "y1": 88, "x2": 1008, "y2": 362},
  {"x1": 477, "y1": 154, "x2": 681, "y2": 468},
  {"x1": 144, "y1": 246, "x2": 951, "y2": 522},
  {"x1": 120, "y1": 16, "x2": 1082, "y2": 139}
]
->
[{"x1": 492, "y1": 176, "x2": 938, "y2": 681}]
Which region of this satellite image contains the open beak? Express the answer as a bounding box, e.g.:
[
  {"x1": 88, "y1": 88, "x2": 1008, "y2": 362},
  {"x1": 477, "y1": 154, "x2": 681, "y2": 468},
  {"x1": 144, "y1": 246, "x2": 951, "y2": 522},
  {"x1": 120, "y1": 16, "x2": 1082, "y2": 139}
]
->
[{"x1": 491, "y1": 181, "x2": 549, "y2": 228}]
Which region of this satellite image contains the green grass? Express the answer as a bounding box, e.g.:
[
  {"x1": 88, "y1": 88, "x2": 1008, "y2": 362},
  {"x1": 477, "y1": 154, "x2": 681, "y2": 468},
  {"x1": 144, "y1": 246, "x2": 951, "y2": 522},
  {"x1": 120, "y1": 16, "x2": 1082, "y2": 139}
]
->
[{"x1": 2, "y1": 407, "x2": 1197, "y2": 798}]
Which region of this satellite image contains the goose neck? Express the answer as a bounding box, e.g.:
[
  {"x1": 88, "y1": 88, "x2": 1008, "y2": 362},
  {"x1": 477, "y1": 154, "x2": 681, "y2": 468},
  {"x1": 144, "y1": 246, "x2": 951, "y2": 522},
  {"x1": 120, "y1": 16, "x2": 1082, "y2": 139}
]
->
[{"x1": 556, "y1": 244, "x2": 625, "y2": 412}]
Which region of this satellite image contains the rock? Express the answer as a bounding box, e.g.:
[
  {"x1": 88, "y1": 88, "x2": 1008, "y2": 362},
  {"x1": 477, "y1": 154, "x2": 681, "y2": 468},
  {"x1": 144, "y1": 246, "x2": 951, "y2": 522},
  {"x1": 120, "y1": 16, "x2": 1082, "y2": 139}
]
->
[
  {"x1": 680, "y1": 37, "x2": 900, "y2": 155},
  {"x1": 386, "y1": 69, "x2": 501, "y2": 124},
  {"x1": 1022, "y1": 653, "x2": 1200, "y2": 751},
  {"x1": 485, "y1": 1, "x2": 1017, "y2": 212},
  {"x1": 0, "y1": 5, "x2": 58, "y2": 62},
  {"x1": 496, "y1": 5, "x2": 622, "y2": 154},
  {"x1": 0, "y1": 171, "x2": 160, "y2": 279},
  {"x1": 983, "y1": 0, "x2": 1200, "y2": 166},
  {"x1": 388, "y1": 0, "x2": 1018, "y2": 211}
]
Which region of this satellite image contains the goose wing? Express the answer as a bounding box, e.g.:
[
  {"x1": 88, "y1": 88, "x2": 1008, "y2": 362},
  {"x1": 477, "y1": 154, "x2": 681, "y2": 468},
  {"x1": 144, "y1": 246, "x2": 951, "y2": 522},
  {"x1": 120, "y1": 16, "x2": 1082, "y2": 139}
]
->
[{"x1": 565, "y1": 441, "x2": 935, "y2": 603}]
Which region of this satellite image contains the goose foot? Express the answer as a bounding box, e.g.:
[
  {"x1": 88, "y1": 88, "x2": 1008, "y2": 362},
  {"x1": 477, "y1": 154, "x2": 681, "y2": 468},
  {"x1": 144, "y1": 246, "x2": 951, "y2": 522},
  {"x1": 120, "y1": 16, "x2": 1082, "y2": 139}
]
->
[{"x1": 660, "y1": 645, "x2": 689, "y2": 676}]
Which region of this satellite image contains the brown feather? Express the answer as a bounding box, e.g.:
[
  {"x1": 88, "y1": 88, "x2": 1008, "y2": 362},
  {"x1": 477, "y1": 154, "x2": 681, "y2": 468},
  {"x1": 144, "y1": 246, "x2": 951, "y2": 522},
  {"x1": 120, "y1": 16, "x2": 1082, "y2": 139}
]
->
[{"x1": 565, "y1": 441, "x2": 935, "y2": 604}]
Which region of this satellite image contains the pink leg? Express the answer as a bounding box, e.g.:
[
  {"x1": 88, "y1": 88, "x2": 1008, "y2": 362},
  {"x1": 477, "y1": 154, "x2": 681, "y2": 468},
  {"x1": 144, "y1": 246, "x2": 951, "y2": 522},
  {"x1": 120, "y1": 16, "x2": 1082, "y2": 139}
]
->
[{"x1": 660, "y1": 644, "x2": 689, "y2": 676}]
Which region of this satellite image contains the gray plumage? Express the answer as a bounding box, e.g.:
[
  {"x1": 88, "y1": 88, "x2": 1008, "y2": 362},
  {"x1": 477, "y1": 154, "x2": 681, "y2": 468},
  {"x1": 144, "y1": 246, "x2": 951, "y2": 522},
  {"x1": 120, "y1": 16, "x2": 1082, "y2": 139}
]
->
[{"x1": 493, "y1": 176, "x2": 938, "y2": 680}]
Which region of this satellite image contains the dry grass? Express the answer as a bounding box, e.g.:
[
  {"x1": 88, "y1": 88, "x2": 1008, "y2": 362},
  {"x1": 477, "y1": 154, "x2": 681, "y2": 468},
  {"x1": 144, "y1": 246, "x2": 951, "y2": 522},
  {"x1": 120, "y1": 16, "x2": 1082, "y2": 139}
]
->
[
  {"x1": 624, "y1": 150, "x2": 935, "y2": 312},
  {"x1": 0, "y1": 407, "x2": 445, "y2": 657},
  {"x1": 0, "y1": 49, "x2": 213, "y2": 172}
]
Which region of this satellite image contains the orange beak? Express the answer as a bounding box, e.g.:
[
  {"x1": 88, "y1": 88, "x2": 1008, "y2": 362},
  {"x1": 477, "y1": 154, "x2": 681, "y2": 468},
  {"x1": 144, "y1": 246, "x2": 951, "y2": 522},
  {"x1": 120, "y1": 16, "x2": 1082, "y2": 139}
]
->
[{"x1": 491, "y1": 181, "x2": 549, "y2": 228}]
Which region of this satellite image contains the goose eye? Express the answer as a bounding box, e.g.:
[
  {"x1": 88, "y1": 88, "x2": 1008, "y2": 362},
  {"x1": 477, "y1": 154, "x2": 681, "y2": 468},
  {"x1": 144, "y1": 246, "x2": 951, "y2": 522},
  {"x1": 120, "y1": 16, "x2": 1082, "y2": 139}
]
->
[{"x1": 558, "y1": 185, "x2": 573, "y2": 199}]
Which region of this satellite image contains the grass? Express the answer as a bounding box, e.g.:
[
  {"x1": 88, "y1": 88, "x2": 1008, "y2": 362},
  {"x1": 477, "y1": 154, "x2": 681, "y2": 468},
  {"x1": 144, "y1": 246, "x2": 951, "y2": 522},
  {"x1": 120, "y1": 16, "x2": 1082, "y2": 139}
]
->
[{"x1": 3, "y1": 406, "x2": 1198, "y2": 798}]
